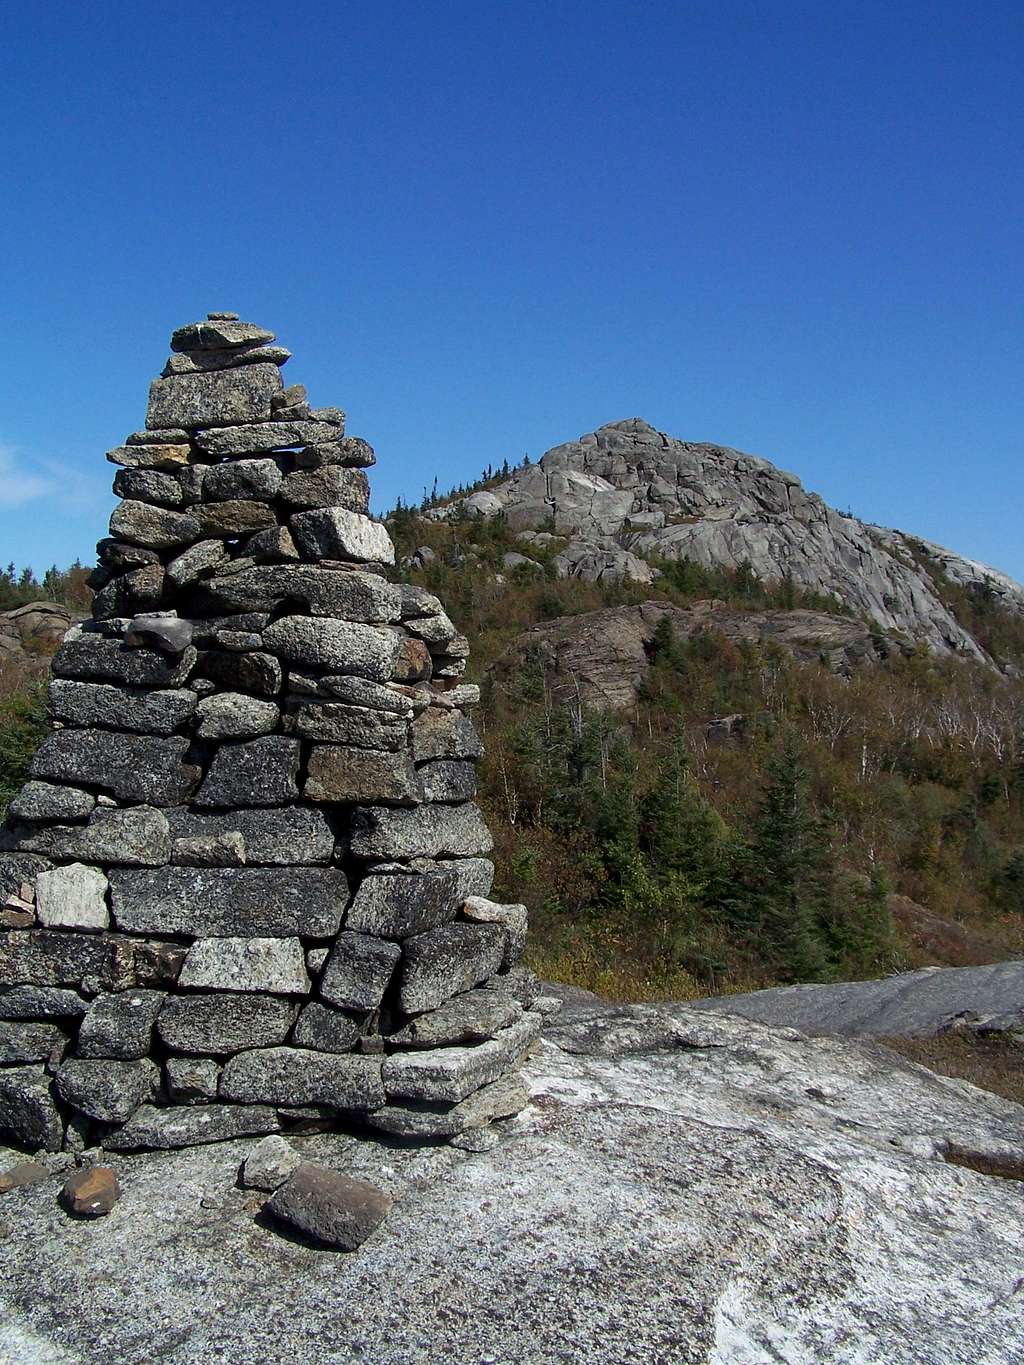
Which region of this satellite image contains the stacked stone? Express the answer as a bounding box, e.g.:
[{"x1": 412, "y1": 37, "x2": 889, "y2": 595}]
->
[{"x1": 0, "y1": 314, "x2": 542, "y2": 1154}]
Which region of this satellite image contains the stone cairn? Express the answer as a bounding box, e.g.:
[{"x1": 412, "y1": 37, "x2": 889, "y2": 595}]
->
[{"x1": 0, "y1": 313, "x2": 543, "y2": 1156}]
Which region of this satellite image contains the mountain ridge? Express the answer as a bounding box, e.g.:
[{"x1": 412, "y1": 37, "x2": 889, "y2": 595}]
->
[{"x1": 428, "y1": 418, "x2": 1024, "y2": 664}]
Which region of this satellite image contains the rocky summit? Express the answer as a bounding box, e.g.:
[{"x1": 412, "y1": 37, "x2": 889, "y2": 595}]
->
[
  {"x1": 430, "y1": 417, "x2": 1024, "y2": 662},
  {"x1": 0, "y1": 313, "x2": 545, "y2": 1160}
]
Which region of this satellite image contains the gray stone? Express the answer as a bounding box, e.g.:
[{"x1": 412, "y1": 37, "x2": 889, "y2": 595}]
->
[
  {"x1": 290, "y1": 507, "x2": 395, "y2": 565},
  {"x1": 265, "y1": 1163, "x2": 392, "y2": 1250},
  {"x1": 48, "y1": 679, "x2": 196, "y2": 734},
  {"x1": 178, "y1": 938, "x2": 310, "y2": 994},
  {"x1": 8, "y1": 783, "x2": 95, "y2": 823},
  {"x1": 462, "y1": 897, "x2": 529, "y2": 968},
  {"x1": 398, "y1": 585, "x2": 444, "y2": 619},
  {"x1": 196, "y1": 649, "x2": 281, "y2": 696},
  {"x1": 165, "y1": 1057, "x2": 221, "y2": 1104},
  {"x1": 171, "y1": 832, "x2": 246, "y2": 866},
  {"x1": 0, "y1": 1020, "x2": 65, "y2": 1065},
  {"x1": 76, "y1": 989, "x2": 164, "y2": 1061},
  {"x1": 163, "y1": 345, "x2": 292, "y2": 374},
  {"x1": 344, "y1": 872, "x2": 459, "y2": 940},
  {"x1": 397, "y1": 923, "x2": 506, "y2": 1014},
  {"x1": 112, "y1": 467, "x2": 186, "y2": 507},
  {"x1": 53, "y1": 632, "x2": 196, "y2": 689},
  {"x1": 201, "y1": 459, "x2": 283, "y2": 501},
  {"x1": 109, "y1": 500, "x2": 200, "y2": 550},
  {"x1": 382, "y1": 1013, "x2": 541, "y2": 1103},
  {"x1": 195, "y1": 420, "x2": 342, "y2": 457},
  {"x1": 195, "y1": 736, "x2": 300, "y2": 807},
  {"x1": 110, "y1": 867, "x2": 348, "y2": 938},
  {"x1": 91, "y1": 564, "x2": 166, "y2": 621},
  {"x1": 219, "y1": 1048, "x2": 385, "y2": 1109},
  {"x1": 14, "y1": 806, "x2": 172, "y2": 867},
  {"x1": 263, "y1": 616, "x2": 400, "y2": 681},
  {"x1": 0, "y1": 986, "x2": 87, "y2": 1020},
  {"x1": 0, "y1": 855, "x2": 50, "y2": 902},
  {"x1": 417, "y1": 760, "x2": 478, "y2": 803},
  {"x1": 106, "y1": 442, "x2": 191, "y2": 471},
  {"x1": 31, "y1": 730, "x2": 199, "y2": 805},
  {"x1": 304, "y1": 746, "x2": 421, "y2": 805},
  {"x1": 446, "y1": 684, "x2": 481, "y2": 709},
  {"x1": 0, "y1": 931, "x2": 138, "y2": 992},
  {"x1": 240, "y1": 1134, "x2": 302, "y2": 1190},
  {"x1": 104, "y1": 1103, "x2": 280, "y2": 1151},
  {"x1": 126, "y1": 613, "x2": 194, "y2": 654},
  {"x1": 318, "y1": 676, "x2": 415, "y2": 714},
  {"x1": 0, "y1": 1066, "x2": 63, "y2": 1150},
  {"x1": 292, "y1": 1003, "x2": 362, "y2": 1054},
  {"x1": 157, "y1": 993, "x2": 299, "y2": 1055},
  {"x1": 35, "y1": 864, "x2": 109, "y2": 932},
  {"x1": 244, "y1": 525, "x2": 299, "y2": 562},
  {"x1": 392, "y1": 637, "x2": 432, "y2": 683},
  {"x1": 367, "y1": 1073, "x2": 529, "y2": 1138},
  {"x1": 0, "y1": 1159, "x2": 52, "y2": 1193},
  {"x1": 388, "y1": 990, "x2": 522, "y2": 1048},
  {"x1": 294, "y1": 435, "x2": 373, "y2": 469},
  {"x1": 146, "y1": 364, "x2": 283, "y2": 430},
  {"x1": 349, "y1": 804, "x2": 494, "y2": 860},
  {"x1": 125, "y1": 427, "x2": 191, "y2": 444},
  {"x1": 279, "y1": 466, "x2": 370, "y2": 512},
  {"x1": 199, "y1": 564, "x2": 400, "y2": 622},
  {"x1": 96, "y1": 538, "x2": 162, "y2": 572},
  {"x1": 170, "y1": 320, "x2": 275, "y2": 352},
  {"x1": 195, "y1": 692, "x2": 279, "y2": 739},
  {"x1": 411, "y1": 708, "x2": 482, "y2": 762},
  {"x1": 481, "y1": 965, "x2": 541, "y2": 1008},
  {"x1": 56, "y1": 1057, "x2": 158, "y2": 1122},
  {"x1": 166, "y1": 539, "x2": 228, "y2": 588},
  {"x1": 404, "y1": 611, "x2": 458, "y2": 647},
  {"x1": 319, "y1": 933, "x2": 401, "y2": 1012},
  {"x1": 289, "y1": 700, "x2": 408, "y2": 750},
  {"x1": 165, "y1": 806, "x2": 334, "y2": 866},
  {"x1": 196, "y1": 500, "x2": 278, "y2": 537}
]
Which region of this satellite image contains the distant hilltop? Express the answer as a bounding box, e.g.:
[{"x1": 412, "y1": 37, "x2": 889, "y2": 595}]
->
[{"x1": 428, "y1": 418, "x2": 1024, "y2": 664}]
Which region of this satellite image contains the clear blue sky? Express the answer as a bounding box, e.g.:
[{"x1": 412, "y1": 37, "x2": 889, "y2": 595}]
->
[{"x1": 2, "y1": 1, "x2": 1021, "y2": 580}]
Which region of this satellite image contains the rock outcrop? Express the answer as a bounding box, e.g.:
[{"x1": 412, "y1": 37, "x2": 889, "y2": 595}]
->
[
  {"x1": 432, "y1": 418, "x2": 1024, "y2": 662},
  {"x1": 492, "y1": 598, "x2": 911, "y2": 710},
  {"x1": 3, "y1": 1001, "x2": 1024, "y2": 1362},
  {"x1": 0, "y1": 602, "x2": 77, "y2": 663},
  {"x1": 0, "y1": 312, "x2": 542, "y2": 1154}
]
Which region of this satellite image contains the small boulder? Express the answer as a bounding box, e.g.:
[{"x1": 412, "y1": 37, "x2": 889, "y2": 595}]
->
[
  {"x1": 240, "y1": 1135, "x2": 302, "y2": 1191},
  {"x1": 59, "y1": 1166, "x2": 120, "y2": 1218},
  {"x1": 265, "y1": 1162, "x2": 392, "y2": 1250}
]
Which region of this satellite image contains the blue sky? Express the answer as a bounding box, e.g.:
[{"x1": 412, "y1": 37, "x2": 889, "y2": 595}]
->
[{"x1": 2, "y1": 1, "x2": 1021, "y2": 580}]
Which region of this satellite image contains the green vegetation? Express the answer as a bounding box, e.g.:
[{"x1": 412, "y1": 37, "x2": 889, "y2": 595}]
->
[{"x1": 0, "y1": 561, "x2": 93, "y2": 613}]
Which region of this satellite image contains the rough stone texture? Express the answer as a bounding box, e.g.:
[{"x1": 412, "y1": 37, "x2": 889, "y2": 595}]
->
[
  {"x1": 266, "y1": 1163, "x2": 392, "y2": 1250},
  {"x1": 417, "y1": 759, "x2": 477, "y2": 803},
  {"x1": 157, "y1": 993, "x2": 298, "y2": 1055},
  {"x1": 195, "y1": 420, "x2": 342, "y2": 456},
  {"x1": 109, "y1": 867, "x2": 347, "y2": 938},
  {"x1": 387, "y1": 989, "x2": 522, "y2": 1048},
  {"x1": 52, "y1": 631, "x2": 196, "y2": 689},
  {"x1": 292, "y1": 1003, "x2": 362, "y2": 1054},
  {"x1": 170, "y1": 320, "x2": 275, "y2": 352},
  {"x1": 0, "y1": 1020, "x2": 65, "y2": 1065},
  {"x1": 367, "y1": 1072, "x2": 529, "y2": 1138},
  {"x1": 194, "y1": 736, "x2": 300, "y2": 807},
  {"x1": 0, "y1": 1160, "x2": 51, "y2": 1193},
  {"x1": 203, "y1": 458, "x2": 283, "y2": 502},
  {"x1": 279, "y1": 465, "x2": 370, "y2": 512},
  {"x1": 104, "y1": 1103, "x2": 280, "y2": 1151},
  {"x1": 462, "y1": 896, "x2": 528, "y2": 967},
  {"x1": 177, "y1": 938, "x2": 310, "y2": 994},
  {"x1": 0, "y1": 986, "x2": 88, "y2": 1020},
  {"x1": 344, "y1": 871, "x2": 459, "y2": 940},
  {"x1": 14, "y1": 806, "x2": 172, "y2": 867},
  {"x1": 165, "y1": 806, "x2": 334, "y2": 866},
  {"x1": 350, "y1": 804, "x2": 494, "y2": 860},
  {"x1": 289, "y1": 507, "x2": 396, "y2": 565},
  {"x1": 76, "y1": 989, "x2": 165, "y2": 1060},
  {"x1": 319, "y1": 933, "x2": 401, "y2": 1012},
  {"x1": 107, "y1": 442, "x2": 191, "y2": 470},
  {"x1": 146, "y1": 365, "x2": 283, "y2": 430},
  {"x1": 32, "y1": 729, "x2": 199, "y2": 805},
  {"x1": 5, "y1": 1008, "x2": 1024, "y2": 1360},
  {"x1": 690, "y1": 959, "x2": 1024, "y2": 1038},
  {"x1": 109, "y1": 499, "x2": 200, "y2": 550},
  {"x1": 60, "y1": 1166, "x2": 120, "y2": 1217},
  {"x1": 382, "y1": 1012, "x2": 542, "y2": 1102},
  {"x1": 240, "y1": 1134, "x2": 302, "y2": 1190},
  {"x1": 304, "y1": 746, "x2": 421, "y2": 805},
  {"x1": 195, "y1": 692, "x2": 279, "y2": 739},
  {"x1": 219, "y1": 1048, "x2": 385, "y2": 1109},
  {"x1": 289, "y1": 700, "x2": 408, "y2": 750},
  {"x1": 165, "y1": 1056, "x2": 221, "y2": 1104},
  {"x1": 0, "y1": 1066, "x2": 63, "y2": 1149},
  {"x1": 163, "y1": 344, "x2": 291, "y2": 374},
  {"x1": 7, "y1": 782, "x2": 95, "y2": 823},
  {"x1": 166, "y1": 539, "x2": 228, "y2": 588},
  {"x1": 55, "y1": 1057, "x2": 158, "y2": 1122},
  {"x1": 263, "y1": 616, "x2": 400, "y2": 681},
  {"x1": 397, "y1": 923, "x2": 508, "y2": 1015},
  {"x1": 48, "y1": 679, "x2": 196, "y2": 735},
  {"x1": 198, "y1": 564, "x2": 400, "y2": 621},
  {"x1": 35, "y1": 864, "x2": 109, "y2": 932},
  {"x1": 195, "y1": 648, "x2": 281, "y2": 696},
  {"x1": 410, "y1": 709, "x2": 482, "y2": 762}
]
